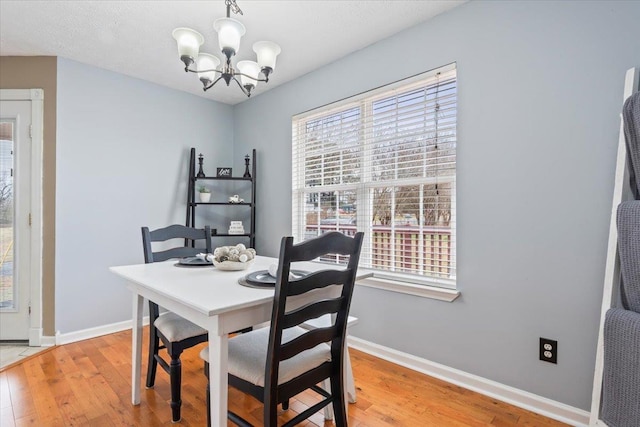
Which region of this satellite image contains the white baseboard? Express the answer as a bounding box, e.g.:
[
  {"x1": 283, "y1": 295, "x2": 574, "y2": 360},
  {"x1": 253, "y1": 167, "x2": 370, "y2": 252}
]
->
[
  {"x1": 347, "y1": 336, "x2": 590, "y2": 427},
  {"x1": 39, "y1": 335, "x2": 56, "y2": 347},
  {"x1": 55, "y1": 316, "x2": 150, "y2": 346}
]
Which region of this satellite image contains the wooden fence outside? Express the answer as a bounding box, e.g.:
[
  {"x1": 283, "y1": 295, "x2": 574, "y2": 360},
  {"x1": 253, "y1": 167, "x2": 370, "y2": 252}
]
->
[{"x1": 306, "y1": 225, "x2": 452, "y2": 278}]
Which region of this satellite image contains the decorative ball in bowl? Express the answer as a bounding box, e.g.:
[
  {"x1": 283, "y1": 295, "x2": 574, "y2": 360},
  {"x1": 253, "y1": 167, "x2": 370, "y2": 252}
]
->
[{"x1": 212, "y1": 244, "x2": 256, "y2": 271}]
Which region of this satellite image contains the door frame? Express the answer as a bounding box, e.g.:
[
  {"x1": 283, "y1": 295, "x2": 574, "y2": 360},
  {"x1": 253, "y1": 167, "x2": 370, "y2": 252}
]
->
[{"x1": 0, "y1": 89, "x2": 44, "y2": 346}]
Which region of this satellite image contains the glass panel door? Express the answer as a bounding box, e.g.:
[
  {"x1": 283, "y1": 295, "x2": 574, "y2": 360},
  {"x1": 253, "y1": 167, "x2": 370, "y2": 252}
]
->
[{"x1": 0, "y1": 121, "x2": 14, "y2": 309}]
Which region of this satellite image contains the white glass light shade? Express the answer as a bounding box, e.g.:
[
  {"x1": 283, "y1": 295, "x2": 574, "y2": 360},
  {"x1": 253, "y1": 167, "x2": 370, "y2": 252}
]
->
[
  {"x1": 196, "y1": 54, "x2": 221, "y2": 84},
  {"x1": 236, "y1": 60, "x2": 260, "y2": 88},
  {"x1": 213, "y1": 18, "x2": 246, "y2": 55},
  {"x1": 172, "y1": 28, "x2": 204, "y2": 61},
  {"x1": 253, "y1": 41, "x2": 281, "y2": 70}
]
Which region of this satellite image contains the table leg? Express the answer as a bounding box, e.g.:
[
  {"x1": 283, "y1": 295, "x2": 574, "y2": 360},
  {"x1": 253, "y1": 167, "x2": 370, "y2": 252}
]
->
[
  {"x1": 132, "y1": 293, "x2": 144, "y2": 405},
  {"x1": 345, "y1": 346, "x2": 356, "y2": 403},
  {"x1": 208, "y1": 331, "x2": 229, "y2": 427},
  {"x1": 322, "y1": 379, "x2": 334, "y2": 420},
  {"x1": 321, "y1": 346, "x2": 355, "y2": 420}
]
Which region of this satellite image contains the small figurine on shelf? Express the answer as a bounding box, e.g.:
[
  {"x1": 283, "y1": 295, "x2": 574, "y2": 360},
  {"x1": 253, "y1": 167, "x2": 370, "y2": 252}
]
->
[
  {"x1": 243, "y1": 154, "x2": 251, "y2": 178},
  {"x1": 197, "y1": 153, "x2": 206, "y2": 178},
  {"x1": 228, "y1": 194, "x2": 244, "y2": 203}
]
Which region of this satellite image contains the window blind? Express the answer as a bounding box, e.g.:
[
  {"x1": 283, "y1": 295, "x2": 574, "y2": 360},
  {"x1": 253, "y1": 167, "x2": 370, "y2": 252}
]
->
[{"x1": 292, "y1": 64, "x2": 457, "y2": 287}]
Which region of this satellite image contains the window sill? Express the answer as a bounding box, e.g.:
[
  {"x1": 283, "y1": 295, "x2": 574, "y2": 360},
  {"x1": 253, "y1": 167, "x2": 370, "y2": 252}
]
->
[{"x1": 355, "y1": 271, "x2": 460, "y2": 302}]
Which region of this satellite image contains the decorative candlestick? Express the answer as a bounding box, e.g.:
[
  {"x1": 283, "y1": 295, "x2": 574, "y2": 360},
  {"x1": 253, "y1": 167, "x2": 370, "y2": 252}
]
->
[
  {"x1": 197, "y1": 153, "x2": 206, "y2": 178},
  {"x1": 243, "y1": 154, "x2": 251, "y2": 178}
]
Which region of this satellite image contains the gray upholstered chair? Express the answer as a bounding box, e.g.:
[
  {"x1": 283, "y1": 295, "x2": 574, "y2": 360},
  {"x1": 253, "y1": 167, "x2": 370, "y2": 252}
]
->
[
  {"x1": 141, "y1": 224, "x2": 211, "y2": 422},
  {"x1": 201, "y1": 231, "x2": 364, "y2": 427}
]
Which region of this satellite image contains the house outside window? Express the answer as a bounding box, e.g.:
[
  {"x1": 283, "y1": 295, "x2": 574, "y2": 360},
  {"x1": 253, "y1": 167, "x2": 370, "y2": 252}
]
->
[{"x1": 292, "y1": 64, "x2": 457, "y2": 289}]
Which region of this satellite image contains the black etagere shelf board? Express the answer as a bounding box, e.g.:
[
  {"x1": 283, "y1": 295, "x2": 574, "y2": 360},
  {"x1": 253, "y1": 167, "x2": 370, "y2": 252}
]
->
[
  {"x1": 186, "y1": 147, "x2": 257, "y2": 249},
  {"x1": 191, "y1": 202, "x2": 253, "y2": 206},
  {"x1": 195, "y1": 177, "x2": 252, "y2": 181}
]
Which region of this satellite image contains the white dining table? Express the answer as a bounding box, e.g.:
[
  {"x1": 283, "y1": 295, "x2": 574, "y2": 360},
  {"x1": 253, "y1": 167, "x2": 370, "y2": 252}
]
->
[{"x1": 110, "y1": 255, "x2": 349, "y2": 427}]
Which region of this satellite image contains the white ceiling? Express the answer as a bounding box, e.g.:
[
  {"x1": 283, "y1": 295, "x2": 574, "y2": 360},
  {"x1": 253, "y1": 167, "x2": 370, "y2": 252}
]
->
[{"x1": 0, "y1": 1, "x2": 466, "y2": 105}]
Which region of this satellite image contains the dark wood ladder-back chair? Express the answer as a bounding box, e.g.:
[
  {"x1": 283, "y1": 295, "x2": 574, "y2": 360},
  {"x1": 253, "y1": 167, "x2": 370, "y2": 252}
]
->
[
  {"x1": 141, "y1": 224, "x2": 212, "y2": 423},
  {"x1": 201, "y1": 231, "x2": 364, "y2": 427}
]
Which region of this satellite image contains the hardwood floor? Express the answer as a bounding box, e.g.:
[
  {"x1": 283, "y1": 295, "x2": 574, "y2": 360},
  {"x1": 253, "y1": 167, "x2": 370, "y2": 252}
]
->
[{"x1": 0, "y1": 329, "x2": 569, "y2": 426}]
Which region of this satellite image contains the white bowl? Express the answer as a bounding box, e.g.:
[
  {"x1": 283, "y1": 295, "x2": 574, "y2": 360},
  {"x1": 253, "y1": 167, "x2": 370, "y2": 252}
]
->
[{"x1": 213, "y1": 259, "x2": 253, "y2": 271}]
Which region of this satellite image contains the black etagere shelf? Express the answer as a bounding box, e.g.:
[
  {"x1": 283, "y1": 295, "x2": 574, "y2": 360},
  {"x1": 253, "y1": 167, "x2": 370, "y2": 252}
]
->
[{"x1": 185, "y1": 147, "x2": 256, "y2": 248}]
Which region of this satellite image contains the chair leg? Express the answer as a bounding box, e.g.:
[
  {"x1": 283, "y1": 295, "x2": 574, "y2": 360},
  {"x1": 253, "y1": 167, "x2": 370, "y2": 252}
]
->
[
  {"x1": 206, "y1": 378, "x2": 211, "y2": 426},
  {"x1": 282, "y1": 400, "x2": 289, "y2": 410},
  {"x1": 146, "y1": 326, "x2": 160, "y2": 388},
  {"x1": 169, "y1": 351, "x2": 183, "y2": 423},
  {"x1": 264, "y1": 398, "x2": 278, "y2": 427},
  {"x1": 329, "y1": 372, "x2": 348, "y2": 427},
  {"x1": 203, "y1": 361, "x2": 211, "y2": 427}
]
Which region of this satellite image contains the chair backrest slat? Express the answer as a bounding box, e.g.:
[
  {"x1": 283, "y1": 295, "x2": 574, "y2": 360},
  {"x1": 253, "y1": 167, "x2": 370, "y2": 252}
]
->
[
  {"x1": 282, "y1": 299, "x2": 343, "y2": 330},
  {"x1": 288, "y1": 234, "x2": 362, "y2": 262},
  {"x1": 148, "y1": 224, "x2": 210, "y2": 243},
  {"x1": 280, "y1": 327, "x2": 337, "y2": 362},
  {"x1": 147, "y1": 247, "x2": 203, "y2": 263},
  {"x1": 286, "y1": 270, "x2": 352, "y2": 297}
]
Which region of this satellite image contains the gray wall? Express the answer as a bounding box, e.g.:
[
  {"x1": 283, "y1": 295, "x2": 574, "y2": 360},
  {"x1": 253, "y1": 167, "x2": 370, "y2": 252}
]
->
[
  {"x1": 233, "y1": 1, "x2": 640, "y2": 410},
  {"x1": 55, "y1": 58, "x2": 233, "y2": 333}
]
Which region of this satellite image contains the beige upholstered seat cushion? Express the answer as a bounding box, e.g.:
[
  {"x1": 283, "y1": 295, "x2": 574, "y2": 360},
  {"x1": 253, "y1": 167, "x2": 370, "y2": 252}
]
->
[
  {"x1": 154, "y1": 312, "x2": 207, "y2": 342},
  {"x1": 200, "y1": 326, "x2": 331, "y2": 387}
]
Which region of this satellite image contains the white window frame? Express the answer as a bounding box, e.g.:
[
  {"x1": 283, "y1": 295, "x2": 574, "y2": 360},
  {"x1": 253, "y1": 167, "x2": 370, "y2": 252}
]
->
[{"x1": 292, "y1": 64, "x2": 459, "y2": 301}]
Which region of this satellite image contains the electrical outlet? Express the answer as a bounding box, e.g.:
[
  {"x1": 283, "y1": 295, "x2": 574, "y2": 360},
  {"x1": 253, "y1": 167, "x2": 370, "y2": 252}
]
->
[{"x1": 539, "y1": 338, "x2": 558, "y2": 364}]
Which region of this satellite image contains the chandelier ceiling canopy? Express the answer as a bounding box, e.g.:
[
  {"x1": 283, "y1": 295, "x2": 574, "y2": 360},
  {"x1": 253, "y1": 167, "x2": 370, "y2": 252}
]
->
[{"x1": 172, "y1": 0, "x2": 281, "y2": 97}]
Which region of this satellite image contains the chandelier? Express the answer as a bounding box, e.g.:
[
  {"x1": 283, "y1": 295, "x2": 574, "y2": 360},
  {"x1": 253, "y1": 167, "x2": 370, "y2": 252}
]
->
[{"x1": 172, "y1": 0, "x2": 281, "y2": 97}]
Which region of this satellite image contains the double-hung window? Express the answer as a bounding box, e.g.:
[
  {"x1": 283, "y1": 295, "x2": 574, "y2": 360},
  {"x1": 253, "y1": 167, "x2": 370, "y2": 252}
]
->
[{"x1": 292, "y1": 64, "x2": 457, "y2": 290}]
